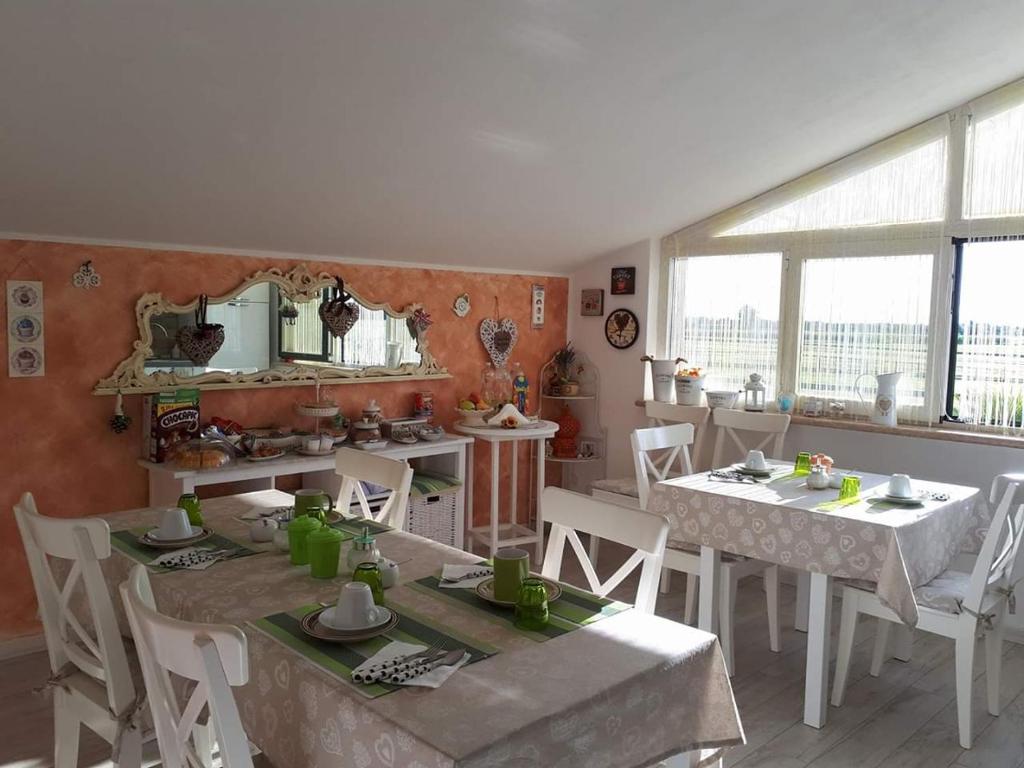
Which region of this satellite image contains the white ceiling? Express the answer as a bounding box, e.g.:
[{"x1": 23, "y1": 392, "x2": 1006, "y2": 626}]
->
[{"x1": 2, "y1": 2, "x2": 1023, "y2": 274}]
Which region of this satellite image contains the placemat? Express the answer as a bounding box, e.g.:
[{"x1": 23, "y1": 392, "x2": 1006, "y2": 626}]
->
[
  {"x1": 409, "y1": 574, "x2": 632, "y2": 642},
  {"x1": 110, "y1": 528, "x2": 258, "y2": 572},
  {"x1": 330, "y1": 516, "x2": 393, "y2": 537},
  {"x1": 248, "y1": 600, "x2": 498, "y2": 699}
]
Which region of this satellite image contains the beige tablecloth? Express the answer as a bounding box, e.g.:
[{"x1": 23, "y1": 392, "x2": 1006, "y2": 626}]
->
[
  {"x1": 648, "y1": 465, "x2": 981, "y2": 625},
  {"x1": 100, "y1": 490, "x2": 744, "y2": 768}
]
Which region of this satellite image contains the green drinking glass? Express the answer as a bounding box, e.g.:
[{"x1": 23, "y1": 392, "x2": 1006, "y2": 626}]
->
[
  {"x1": 177, "y1": 493, "x2": 204, "y2": 527},
  {"x1": 353, "y1": 562, "x2": 385, "y2": 604},
  {"x1": 839, "y1": 475, "x2": 862, "y2": 501},
  {"x1": 794, "y1": 452, "x2": 812, "y2": 475},
  {"x1": 514, "y1": 578, "x2": 549, "y2": 631},
  {"x1": 307, "y1": 526, "x2": 344, "y2": 579}
]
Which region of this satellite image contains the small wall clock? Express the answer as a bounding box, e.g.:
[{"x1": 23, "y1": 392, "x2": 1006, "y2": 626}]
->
[{"x1": 605, "y1": 308, "x2": 639, "y2": 349}]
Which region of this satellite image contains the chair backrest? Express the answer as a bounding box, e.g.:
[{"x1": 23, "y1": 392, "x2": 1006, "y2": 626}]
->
[
  {"x1": 121, "y1": 565, "x2": 253, "y2": 768},
  {"x1": 335, "y1": 448, "x2": 414, "y2": 529},
  {"x1": 964, "y1": 479, "x2": 1024, "y2": 613},
  {"x1": 540, "y1": 487, "x2": 669, "y2": 614},
  {"x1": 631, "y1": 423, "x2": 695, "y2": 510},
  {"x1": 13, "y1": 492, "x2": 137, "y2": 716},
  {"x1": 711, "y1": 409, "x2": 791, "y2": 467}
]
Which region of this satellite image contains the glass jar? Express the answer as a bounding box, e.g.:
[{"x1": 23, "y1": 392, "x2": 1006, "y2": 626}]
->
[
  {"x1": 176, "y1": 493, "x2": 203, "y2": 526},
  {"x1": 481, "y1": 363, "x2": 512, "y2": 407},
  {"x1": 287, "y1": 515, "x2": 322, "y2": 566},
  {"x1": 308, "y1": 526, "x2": 344, "y2": 579},
  {"x1": 514, "y1": 578, "x2": 550, "y2": 631},
  {"x1": 346, "y1": 526, "x2": 381, "y2": 574},
  {"x1": 353, "y1": 562, "x2": 385, "y2": 604}
]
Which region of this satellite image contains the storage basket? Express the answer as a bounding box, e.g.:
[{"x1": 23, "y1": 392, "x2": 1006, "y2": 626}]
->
[{"x1": 407, "y1": 472, "x2": 461, "y2": 547}]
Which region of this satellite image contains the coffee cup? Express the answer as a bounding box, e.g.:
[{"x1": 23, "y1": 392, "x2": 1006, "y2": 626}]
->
[
  {"x1": 157, "y1": 507, "x2": 193, "y2": 539},
  {"x1": 888, "y1": 474, "x2": 913, "y2": 499},
  {"x1": 318, "y1": 434, "x2": 335, "y2": 452},
  {"x1": 745, "y1": 450, "x2": 768, "y2": 471},
  {"x1": 326, "y1": 582, "x2": 387, "y2": 630},
  {"x1": 493, "y1": 547, "x2": 530, "y2": 602},
  {"x1": 303, "y1": 436, "x2": 321, "y2": 452}
]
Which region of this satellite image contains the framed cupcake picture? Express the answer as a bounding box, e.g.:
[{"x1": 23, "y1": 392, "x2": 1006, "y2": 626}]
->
[
  {"x1": 7, "y1": 280, "x2": 45, "y2": 377},
  {"x1": 610, "y1": 267, "x2": 636, "y2": 295}
]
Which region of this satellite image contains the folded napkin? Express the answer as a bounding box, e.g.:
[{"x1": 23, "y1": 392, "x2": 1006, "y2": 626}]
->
[
  {"x1": 351, "y1": 641, "x2": 469, "y2": 688},
  {"x1": 439, "y1": 563, "x2": 493, "y2": 589},
  {"x1": 148, "y1": 547, "x2": 226, "y2": 571},
  {"x1": 485, "y1": 403, "x2": 531, "y2": 428}
]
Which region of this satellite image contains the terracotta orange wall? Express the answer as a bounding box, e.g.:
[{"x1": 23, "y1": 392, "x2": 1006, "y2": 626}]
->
[{"x1": 0, "y1": 239, "x2": 567, "y2": 640}]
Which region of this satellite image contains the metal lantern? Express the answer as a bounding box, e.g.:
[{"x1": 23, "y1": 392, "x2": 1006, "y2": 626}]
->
[{"x1": 744, "y1": 372, "x2": 766, "y2": 412}]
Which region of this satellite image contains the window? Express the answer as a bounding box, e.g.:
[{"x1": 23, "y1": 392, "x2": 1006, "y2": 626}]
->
[
  {"x1": 799, "y1": 255, "x2": 932, "y2": 407},
  {"x1": 721, "y1": 138, "x2": 947, "y2": 236},
  {"x1": 278, "y1": 290, "x2": 330, "y2": 362},
  {"x1": 667, "y1": 253, "x2": 782, "y2": 397},
  {"x1": 947, "y1": 239, "x2": 1024, "y2": 429},
  {"x1": 964, "y1": 101, "x2": 1024, "y2": 219}
]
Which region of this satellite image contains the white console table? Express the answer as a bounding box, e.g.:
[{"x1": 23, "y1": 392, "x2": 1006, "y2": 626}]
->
[{"x1": 139, "y1": 435, "x2": 472, "y2": 546}]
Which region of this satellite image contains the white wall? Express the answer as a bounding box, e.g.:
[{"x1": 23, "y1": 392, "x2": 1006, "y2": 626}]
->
[{"x1": 568, "y1": 239, "x2": 659, "y2": 480}]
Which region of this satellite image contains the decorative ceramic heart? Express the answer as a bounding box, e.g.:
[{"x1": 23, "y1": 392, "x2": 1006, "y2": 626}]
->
[
  {"x1": 479, "y1": 317, "x2": 518, "y2": 367},
  {"x1": 176, "y1": 324, "x2": 225, "y2": 366}
]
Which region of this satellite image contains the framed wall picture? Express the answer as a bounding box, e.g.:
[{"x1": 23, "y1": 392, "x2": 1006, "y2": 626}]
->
[
  {"x1": 7, "y1": 280, "x2": 45, "y2": 377},
  {"x1": 531, "y1": 284, "x2": 545, "y2": 328},
  {"x1": 610, "y1": 267, "x2": 636, "y2": 295},
  {"x1": 580, "y1": 288, "x2": 604, "y2": 316}
]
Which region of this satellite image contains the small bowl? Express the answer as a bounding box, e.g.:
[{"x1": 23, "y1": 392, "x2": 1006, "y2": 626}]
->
[{"x1": 705, "y1": 390, "x2": 739, "y2": 409}]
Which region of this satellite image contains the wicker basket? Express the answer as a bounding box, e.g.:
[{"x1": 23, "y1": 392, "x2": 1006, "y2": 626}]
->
[{"x1": 407, "y1": 488, "x2": 459, "y2": 547}]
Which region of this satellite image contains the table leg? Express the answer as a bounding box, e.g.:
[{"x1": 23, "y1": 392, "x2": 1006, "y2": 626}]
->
[
  {"x1": 698, "y1": 546, "x2": 721, "y2": 635},
  {"x1": 535, "y1": 437, "x2": 546, "y2": 563},
  {"x1": 511, "y1": 440, "x2": 519, "y2": 527},
  {"x1": 490, "y1": 441, "x2": 500, "y2": 557},
  {"x1": 803, "y1": 572, "x2": 833, "y2": 728},
  {"x1": 463, "y1": 442, "x2": 474, "y2": 553},
  {"x1": 795, "y1": 571, "x2": 810, "y2": 632}
]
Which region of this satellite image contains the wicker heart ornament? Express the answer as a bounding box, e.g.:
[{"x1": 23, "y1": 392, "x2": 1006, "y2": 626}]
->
[
  {"x1": 319, "y1": 277, "x2": 360, "y2": 339},
  {"x1": 176, "y1": 295, "x2": 225, "y2": 366},
  {"x1": 479, "y1": 317, "x2": 518, "y2": 368}
]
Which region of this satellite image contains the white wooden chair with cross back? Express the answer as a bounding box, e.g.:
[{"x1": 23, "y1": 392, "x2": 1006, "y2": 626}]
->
[{"x1": 335, "y1": 448, "x2": 414, "y2": 530}]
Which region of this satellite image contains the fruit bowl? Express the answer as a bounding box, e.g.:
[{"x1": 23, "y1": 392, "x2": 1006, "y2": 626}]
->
[{"x1": 456, "y1": 407, "x2": 491, "y2": 427}]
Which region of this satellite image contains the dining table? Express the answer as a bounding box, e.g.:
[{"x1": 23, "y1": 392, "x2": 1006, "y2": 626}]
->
[
  {"x1": 96, "y1": 489, "x2": 744, "y2": 768},
  {"x1": 647, "y1": 462, "x2": 982, "y2": 730}
]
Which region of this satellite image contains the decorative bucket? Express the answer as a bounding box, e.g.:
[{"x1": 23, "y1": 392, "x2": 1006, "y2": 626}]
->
[{"x1": 674, "y1": 375, "x2": 705, "y2": 406}]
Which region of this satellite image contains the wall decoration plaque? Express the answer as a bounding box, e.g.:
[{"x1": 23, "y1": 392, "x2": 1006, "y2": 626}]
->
[{"x1": 7, "y1": 280, "x2": 44, "y2": 377}]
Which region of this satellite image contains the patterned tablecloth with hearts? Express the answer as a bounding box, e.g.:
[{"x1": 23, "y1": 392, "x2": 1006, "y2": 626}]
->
[
  {"x1": 98, "y1": 490, "x2": 743, "y2": 768},
  {"x1": 648, "y1": 463, "x2": 981, "y2": 625}
]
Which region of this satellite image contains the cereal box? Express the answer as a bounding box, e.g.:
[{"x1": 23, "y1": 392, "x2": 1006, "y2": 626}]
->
[{"x1": 142, "y1": 389, "x2": 201, "y2": 463}]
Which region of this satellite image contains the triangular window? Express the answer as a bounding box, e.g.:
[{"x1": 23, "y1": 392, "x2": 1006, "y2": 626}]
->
[
  {"x1": 964, "y1": 100, "x2": 1024, "y2": 219},
  {"x1": 720, "y1": 138, "x2": 947, "y2": 235}
]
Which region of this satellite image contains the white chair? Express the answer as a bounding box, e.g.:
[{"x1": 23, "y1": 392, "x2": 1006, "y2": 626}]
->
[
  {"x1": 14, "y1": 492, "x2": 149, "y2": 768},
  {"x1": 120, "y1": 564, "x2": 255, "y2": 768},
  {"x1": 335, "y1": 448, "x2": 414, "y2": 530},
  {"x1": 540, "y1": 487, "x2": 669, "y2": 614},
  {"x1": 830, "y1": 477, "x2": 1024, "y2": 748},
  {"x1": 629, "y1": 424, "x2": 781, "y2": 673}
]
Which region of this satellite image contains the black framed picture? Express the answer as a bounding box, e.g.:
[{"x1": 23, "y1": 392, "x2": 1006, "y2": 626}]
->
[{"x1": 610, "y1": 267, "x2": 636, "y2": 295}]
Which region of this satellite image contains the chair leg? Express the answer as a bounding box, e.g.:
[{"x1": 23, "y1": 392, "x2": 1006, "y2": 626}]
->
[
  {"x1": 719, "y1": 571, "x2": 738, "y2": 675},
  {"x1": 660, "y1": 566, "x2": 672, "y2": 595},
  {"x1": 683, "y1": 574, "x2": 698, "y2": 625},
  {"x1": 53, "y1": 689, "x2": 81, "y2": 768},
  {"x1": 193, "y1": 722, "x2": 216, "y2": 768},
  {"x1": 830, "y1": 591, "x2": 859, "y2": 707},
  {"x1": 985, "y1": 608, "x2": 1006, "y2": 717},
  {"x1": 764, "y1": 566, "x2": 780, "y2": 653},
  {"x1": 113, "y1": 726, "x2": 143, "y2": 768},
  {"x1": 870, "y1": 619, "x2": 891, "y2": 677},
  {"x1": 795, "y1": 571, "x2": 810, "y2": 632},
  {"x1": 588, "y1": 535, "x2": 600, "y2": 566},
  {"x1": 954, "y1": 619, "x2": 977, "y2": 749},
  {"x1": 892, "y1": 624, "x2": 914, "y2": 662}
]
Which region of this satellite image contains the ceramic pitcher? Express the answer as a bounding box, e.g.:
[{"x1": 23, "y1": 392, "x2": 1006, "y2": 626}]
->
[{"x1": 855, "y1": 371, "x2": 901, "y2": 427}]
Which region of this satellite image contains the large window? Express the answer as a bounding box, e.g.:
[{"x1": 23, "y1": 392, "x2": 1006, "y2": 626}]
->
[{"x1": 663, "y1": 78, "x2": 1024, "y2": 432}]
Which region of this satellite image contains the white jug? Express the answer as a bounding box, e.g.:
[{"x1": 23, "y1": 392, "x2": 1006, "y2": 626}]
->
[
  {"x1": 641, "y1": 356, "x2": 686, "y2": 403},
  {"x1": 855, "y1": 372, "x2": 901, "y2": 427}
]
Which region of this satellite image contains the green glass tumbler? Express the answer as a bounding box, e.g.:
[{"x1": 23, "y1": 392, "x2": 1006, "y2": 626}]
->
[
  {"x1": 307, "y1": 526, "x2": 343, "y2": 579},
  {"x1": 839, "y1": 475, "x2": 862, "y2": 501},
  {"x1": 514, "y1": 577, "x2": 549, "y2": 631},
  {"x1": 177, "y1": 493, "x2": 204, "y2": 527},
  {"x1": 353, "y1": 562, "x2": 385, "y2": 604},
  {"x1": 794, "y1": 452, "x2": 812, "y2": 475}
]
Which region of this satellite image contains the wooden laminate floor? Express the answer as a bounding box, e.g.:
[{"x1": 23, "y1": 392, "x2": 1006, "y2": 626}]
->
[{"x1": 2, "y1": 541, "x2": 1022, "y2": 768}]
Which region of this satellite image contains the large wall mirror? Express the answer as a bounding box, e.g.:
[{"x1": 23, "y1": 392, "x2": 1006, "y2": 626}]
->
[{"x1": 94, "y1": 265, "x2": 447, "y2": 394}]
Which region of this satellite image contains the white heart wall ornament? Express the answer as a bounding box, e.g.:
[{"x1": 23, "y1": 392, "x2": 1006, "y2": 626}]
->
[{"x1": 479, "y1": 317, "x2": 518, "y2": 368}]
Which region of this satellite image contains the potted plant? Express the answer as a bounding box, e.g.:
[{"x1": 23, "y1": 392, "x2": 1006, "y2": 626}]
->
[{"x1": 550, "y1": 343, "x2": 580, "y2": 396}]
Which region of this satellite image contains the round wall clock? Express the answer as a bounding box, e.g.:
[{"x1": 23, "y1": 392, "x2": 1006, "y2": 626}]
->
[{"x1": 604, "y1": 308, "x2": 639, "y2": 349}]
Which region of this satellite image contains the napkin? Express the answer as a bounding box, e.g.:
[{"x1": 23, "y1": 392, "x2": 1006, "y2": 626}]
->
[
  {"x1": 485, "y1": 403, "x2": 531, "y2": 428},
  {"x1": 351, "y1": 641, "x2": 469, "y2": 688},
  {"x1": 439, "y1": 563, "x2": 493, "y2": 589},
  {"x1": 148, "y1": 547, "x2": 225, "y2": 571}
]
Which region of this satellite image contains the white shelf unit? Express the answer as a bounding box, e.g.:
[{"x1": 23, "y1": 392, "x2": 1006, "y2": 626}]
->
[{"x1": 538, "y1": 349, "x2": 607, "y2": 493}]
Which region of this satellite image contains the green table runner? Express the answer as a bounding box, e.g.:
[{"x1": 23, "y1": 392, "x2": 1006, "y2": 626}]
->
[
  {"x1": 111, "y1": 528, "x2": 258, "y2": 572},
  {"x1": 249, "y1": 600, "x2": 498, "y2": 699},
  {"x1": 409, "y1": 575, "x2": 631, "y2": 642}
]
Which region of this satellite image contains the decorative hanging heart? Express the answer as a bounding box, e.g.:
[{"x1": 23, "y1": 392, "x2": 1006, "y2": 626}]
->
[
  {"x1": 479, "y1": 317, "x2": 518, "y2": 368},
  {"x1": 319, "y1": 277, "x2": 360, "y2": 339},
  {"x1": 176, "y1": 295, "x2": 225, "y2": 366}
]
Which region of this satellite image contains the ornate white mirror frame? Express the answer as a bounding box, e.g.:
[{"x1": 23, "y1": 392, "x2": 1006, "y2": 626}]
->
[{"x1": 93, "y1": 264, "x2": 449, "y2": 394}]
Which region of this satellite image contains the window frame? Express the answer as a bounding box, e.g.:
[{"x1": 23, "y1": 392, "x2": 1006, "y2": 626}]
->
[{"x1": 276, "y1": 288, "x2": 331, "y2": 363}]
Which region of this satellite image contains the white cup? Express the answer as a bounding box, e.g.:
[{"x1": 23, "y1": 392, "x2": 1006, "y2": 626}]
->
[
  {"x1": 158, "y1": 507, "x2": 193, "y2": 539},
  {"x1": 319, "y1": 434, "x2": 335, "y2": 452},
  {"x1": 888, "y1": 474, "x2": 913, "y2": 499},
  {"x1": 330, "y1": 582, "x2": 386, "y2": 630},
  {"x1": 745, "y1": 450, "x2": 767, "y2": 471},
  {"x1": 303, "y1": 435, "x2": 321, "y2": 452}
]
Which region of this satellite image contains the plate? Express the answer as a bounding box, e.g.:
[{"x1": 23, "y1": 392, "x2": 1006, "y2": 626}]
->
[
  {"x1": 247, "y1": 450, "x2": 285, "y2": 462},
  {"x1": 145, "y1": 524, "x2": 203, "y2": 541},
  {"x1": 319, "y1": 605, "x2": 393, "y2": 632},
  {"x1": 417, "y1": 430, "x2": 444, "y2": 442},
  {"x1": 475, "y1": 577, "x2": 562, "y2": 608},
  {"x1": 299, "y1": 606, "x2": 400, "y2": 643},
  {"x1": 872, "y1": 491, "x2": 929, "y2": 505},
  {"x1": 296, "y1": 447, "x2": 336, "y2": 457},
  {"x1": 353, "y1": 440, "x2": 390, "y2": 451},
  {"x1": 140, "y1": 526, "x2": 213, "y2": 548},
  {"x1": 734, "y1": 464, "x2": 772, "y2": 478}
]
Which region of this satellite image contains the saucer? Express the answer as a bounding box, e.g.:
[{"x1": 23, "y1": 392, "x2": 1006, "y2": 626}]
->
[
  {"x1": 734, "y1": 464, "x2": 771, "y2": 478},
  {"x1": 145, "y1": 525, "x2": 203, "y2": 541},
  {"x1": 475, "y1": 577, "x2": 562, "y2": 608},
  {"x1": 296, "y1": 447, "x2": 336, "y2": 457},
  {"x1": 140, "y1": 526, "x2": 212, "y2": 548},
  {"x1": 319, "y1": 605, "x2": 393, "y2": 632},
  {"x1": 874, "y1": 490, "x2": 929, "y2": 505},
  {"x1": 300, "y1": 606, "x2": 399, "y2": 643},
  {"x1": 353, "y1": 439, "x2": 390, "y2": 451}
]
